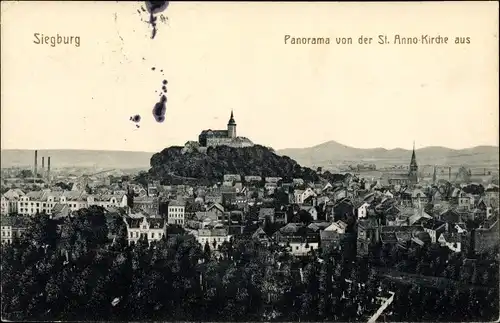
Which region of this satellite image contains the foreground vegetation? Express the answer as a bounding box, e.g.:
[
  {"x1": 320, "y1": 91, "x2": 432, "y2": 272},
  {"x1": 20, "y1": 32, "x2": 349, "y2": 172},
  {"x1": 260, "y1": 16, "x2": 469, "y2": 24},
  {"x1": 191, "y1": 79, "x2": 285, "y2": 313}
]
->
[{"x1": 1, "y1": 207, "x2": 498, "y2": 321}]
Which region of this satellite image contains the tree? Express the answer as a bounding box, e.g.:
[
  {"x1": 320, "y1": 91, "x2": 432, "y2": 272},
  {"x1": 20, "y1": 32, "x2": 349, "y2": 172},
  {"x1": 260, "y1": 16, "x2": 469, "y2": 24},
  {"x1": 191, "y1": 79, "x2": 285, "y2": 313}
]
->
[
  {"x1": 298, "y1": 210, "x2": 313, "y2": 224},
  {"x1": 204, "y1": 241, "x2": 211, "y2": 261},
  {"x1": 54, "y1": 182, "x2": 72, "y2": 190},
  {"x1": 19, "y1": 169, "x2": 34, "y2": 178},
  {"x1": 126, "y1": 188, "x2": 135, "y2": 209}
]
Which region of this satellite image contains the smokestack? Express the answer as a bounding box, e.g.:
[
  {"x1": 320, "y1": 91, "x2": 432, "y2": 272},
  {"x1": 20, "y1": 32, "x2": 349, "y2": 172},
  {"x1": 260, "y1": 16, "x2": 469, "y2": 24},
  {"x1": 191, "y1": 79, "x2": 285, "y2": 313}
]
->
[
  {"x1": 449, "y1": 167, "x2": 451, "y2": 181},
  {"x1": 34, "y1": 150, "x2": 38, "y2": 178},
  {"x1": 47, "y1": 156, "x2": 51, "y2": 183}
]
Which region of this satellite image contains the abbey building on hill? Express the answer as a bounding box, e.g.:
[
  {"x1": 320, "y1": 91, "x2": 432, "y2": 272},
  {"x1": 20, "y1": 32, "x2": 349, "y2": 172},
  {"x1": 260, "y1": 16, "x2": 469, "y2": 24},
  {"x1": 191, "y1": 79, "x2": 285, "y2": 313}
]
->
[
  {"x1": 182, "y1": 111, "x2": 254, "y2": 154},
  {"x1": 198, "y1": 111, "x2": 254, "y2": 148}
]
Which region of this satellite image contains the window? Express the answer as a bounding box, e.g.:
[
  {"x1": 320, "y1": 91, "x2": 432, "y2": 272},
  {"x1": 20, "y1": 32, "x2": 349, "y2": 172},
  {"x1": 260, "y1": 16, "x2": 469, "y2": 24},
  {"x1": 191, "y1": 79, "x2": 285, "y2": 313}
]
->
[
  {"x1": 151, "y1": 232, "x2": 155, "y2": 238},
  {"x1": 295, "y1": 246, "x2": 299, "y2": 250},
  {"x1": 130, "y1": 232, "x2": 133, "y2": 237}
]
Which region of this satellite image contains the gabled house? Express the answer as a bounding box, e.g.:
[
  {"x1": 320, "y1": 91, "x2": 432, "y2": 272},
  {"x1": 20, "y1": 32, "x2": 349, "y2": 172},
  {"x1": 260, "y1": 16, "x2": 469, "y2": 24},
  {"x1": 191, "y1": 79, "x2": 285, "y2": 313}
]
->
[
  {"x1": 196, "y1": 228, "x2": 232, "y2": 251},
  {"x1": 458, "y1": 191, "x2": 474, "y2": 210},
  {"x1": 124, "y1": 216, "x2": 166, "y2": 245},
  {"x1": 411, "y1": 189, "x2": 428, "y2": 208},
  {"x1": 293, "y1": 188, "x2": 316, "y2": 205},
  {"x1": 252, "y1": 227, "x2": 270, "y2": 246},
  {"x1": 357, "y1": 202, "x2": 370, "y2": 219},
  {"x1": 423, "y1": 219, "x2": 447, "y2": 243},
  {"x1": 207, "y1": 203, "x2": 225, "y2": 216},
  {"x1": 259, "y1": 207, "x2": 275, "y2": 223},
  {"x1": 438, "y1": 232, "x2": 462, "y2": 252},
  {"x1": 324, "y1": 220, "x2": 348, "y2": 234},
  {"x1": 300, "y1": 205, "x2": 318, "y2": 221},
  {"x1": 408, "y1": 209, "x2": 432, "y2": 226}
]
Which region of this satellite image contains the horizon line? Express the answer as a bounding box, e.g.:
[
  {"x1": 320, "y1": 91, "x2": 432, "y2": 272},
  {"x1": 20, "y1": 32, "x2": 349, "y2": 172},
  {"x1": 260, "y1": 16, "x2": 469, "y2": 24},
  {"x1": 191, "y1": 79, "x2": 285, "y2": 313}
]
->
[{"x1": 1, "y1": 141, "x2": 499, "y2": 153}]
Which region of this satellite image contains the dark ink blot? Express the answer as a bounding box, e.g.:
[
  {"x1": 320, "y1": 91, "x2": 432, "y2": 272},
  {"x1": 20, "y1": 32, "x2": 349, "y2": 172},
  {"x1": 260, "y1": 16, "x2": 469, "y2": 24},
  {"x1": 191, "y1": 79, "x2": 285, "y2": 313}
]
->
[
  {"x1": 152, "y1": 94, "x2": 167, "y2": 123},
  {"x1": 136, "y1": 124, "x2": 140, "y2": 128},
  {"x1": 130, "y1": 114, "x2": 141, "y2": 123},
  {"x1": 141, "y1": 6, "x2": 146, "y2": 12},
  {"x1": 162, "y1": 85, "x2": 167, "y2": 93},
  {"x1": 162, "y1": 79, "x2": 167, "y2": 85},
  {"x1": 144, "y1": 1, "x2": 169, "y2": 39},
  {"x1": 149, "y1": 14, "x2": 158, "y2": 39},
  {"x1": 160, "y1": 69, "x2": 163, "y2": 73},
  {"x1": 145, "y1": 1, "x2": 169, "y2": 15},
  {"x1": 152, "y1": 67, "x2": 156, "y2": 71}
]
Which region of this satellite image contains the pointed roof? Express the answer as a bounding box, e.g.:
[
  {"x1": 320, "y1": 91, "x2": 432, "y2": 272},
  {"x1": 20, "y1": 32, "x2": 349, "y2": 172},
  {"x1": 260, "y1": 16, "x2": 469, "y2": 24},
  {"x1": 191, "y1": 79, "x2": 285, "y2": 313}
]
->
[
  {"x1": 410, "y1": 141, "x2": 418, "y2": 167},
  {"x1": 228, "y1": 110, "x2": 236, "y2": 125}
]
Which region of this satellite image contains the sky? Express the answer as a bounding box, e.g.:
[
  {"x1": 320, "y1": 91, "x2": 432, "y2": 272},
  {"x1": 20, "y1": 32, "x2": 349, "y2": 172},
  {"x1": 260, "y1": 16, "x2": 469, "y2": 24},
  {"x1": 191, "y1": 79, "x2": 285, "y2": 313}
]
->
[{"x1": 1, "y1": 1, "x2": 498, "y2": 152}]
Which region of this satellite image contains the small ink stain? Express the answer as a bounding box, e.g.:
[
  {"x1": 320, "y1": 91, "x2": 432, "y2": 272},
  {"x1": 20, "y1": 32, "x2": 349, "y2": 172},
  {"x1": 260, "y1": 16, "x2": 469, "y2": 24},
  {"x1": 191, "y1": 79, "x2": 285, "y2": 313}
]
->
[
  {"x1": 162, "y1": 85, "x2": 167, "y2": 93},
  {"x1": 151, "y1": 67, "x2": 156, "y2": 71},
  {"x1": 130, "y1": 114, "x2": 141, "y2": 123},
  {"x1": 162, "y1": 79, "x2": 167, "y2": 85},
  {"x1": 160, "y1": 70, "x2": 163, "y2": 73},
  {"x1": 136, "y1": 124, "x2": 140, "y2": 128}
]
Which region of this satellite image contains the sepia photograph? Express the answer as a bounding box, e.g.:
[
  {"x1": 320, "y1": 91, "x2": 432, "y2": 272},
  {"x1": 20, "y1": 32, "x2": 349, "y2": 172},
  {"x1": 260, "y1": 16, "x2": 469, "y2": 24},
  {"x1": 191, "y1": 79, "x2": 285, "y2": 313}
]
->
[{"x1": 1, "y1": 1, "x2": 499, "y2": 322}]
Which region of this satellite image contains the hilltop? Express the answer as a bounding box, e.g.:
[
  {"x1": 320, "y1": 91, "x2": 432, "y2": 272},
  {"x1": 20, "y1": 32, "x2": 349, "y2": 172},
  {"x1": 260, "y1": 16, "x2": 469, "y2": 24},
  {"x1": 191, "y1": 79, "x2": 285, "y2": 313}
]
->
[
  {"x1": 146, "y1": 144, "x2": 319, "y2": 185},
  {"x1": 277, "y1": 141, "x2": 500, "y2": 170}
]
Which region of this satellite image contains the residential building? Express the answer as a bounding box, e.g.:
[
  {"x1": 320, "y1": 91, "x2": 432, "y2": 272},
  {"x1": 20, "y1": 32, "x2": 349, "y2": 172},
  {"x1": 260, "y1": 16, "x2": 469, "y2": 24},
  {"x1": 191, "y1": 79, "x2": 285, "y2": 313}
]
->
[
  {"x1": 1, "y1": 216, "x2": 29, "y2": 244},
  {"x1": 357, "y1": 202, "x2": 370, "y2": 219},
  {"x1": 196, "y1": 228, "x2": 232, "y2": 251},
  {"x1": 1, "y1": 189, "x2": 25, "y2": 215},
  {"x1": 167, "y1": 200, "x2": 186, "y2": 226},
  {"x1": 294, "y1": 188, "x2": 316, "y2": 205},
  {"x1": 124, "y1": 216, "x2": 166, "y2": 245}
]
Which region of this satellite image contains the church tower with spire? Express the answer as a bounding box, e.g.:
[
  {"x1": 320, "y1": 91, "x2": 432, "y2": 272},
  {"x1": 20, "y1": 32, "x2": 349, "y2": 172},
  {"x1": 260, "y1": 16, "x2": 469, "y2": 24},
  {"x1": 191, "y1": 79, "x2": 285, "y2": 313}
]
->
[
  {"x1": 408, "y1": 141, "x2": 419, "y2": 185},
  {"x1": 227, "y1": 110, "x2": 237, "y2": 138}
]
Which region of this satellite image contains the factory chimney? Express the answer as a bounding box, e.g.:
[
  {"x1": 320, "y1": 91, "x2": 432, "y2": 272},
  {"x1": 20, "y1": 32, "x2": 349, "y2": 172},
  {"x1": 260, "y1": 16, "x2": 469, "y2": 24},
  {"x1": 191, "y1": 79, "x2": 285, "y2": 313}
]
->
[
  {"x1": 47, "y1": 156, "x2": 51, "y2": 183},
  {"x1": 42, "y1": 157, "x2": 45, "y2": 178},
  {"x1": 448, "y1": 167, "x2": 451, "y2": 181},
  {"x1": 34, "y1": 150, "x2": 38, "y2": 178}
]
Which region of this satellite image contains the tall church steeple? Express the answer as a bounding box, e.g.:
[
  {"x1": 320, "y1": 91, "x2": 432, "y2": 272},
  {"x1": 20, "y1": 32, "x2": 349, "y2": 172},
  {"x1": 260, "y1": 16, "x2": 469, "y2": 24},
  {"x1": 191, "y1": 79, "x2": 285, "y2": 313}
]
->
[
  {"x1": 227, "y1": 110, "x2": 237, "y2": 138},
  {"x1": 410, "y1": 141, "x2": 418, "y2": 168},
  {"x1": 409, "y1": 141, "x2": 419, "y2": 185}
]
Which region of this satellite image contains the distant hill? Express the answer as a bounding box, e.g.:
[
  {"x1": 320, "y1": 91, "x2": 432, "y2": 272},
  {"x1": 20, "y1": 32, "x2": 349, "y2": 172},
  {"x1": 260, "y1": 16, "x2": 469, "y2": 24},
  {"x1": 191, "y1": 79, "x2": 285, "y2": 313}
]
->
[
  {"x1": 277, "y1": 141, "x2": 500, "y2": 169},
  {"x1": 146, "y1": 145, "x2": 319, "y2": 185},
  {"x1": 0, "y1": 149, "x2": 153, "y2": 169}
]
